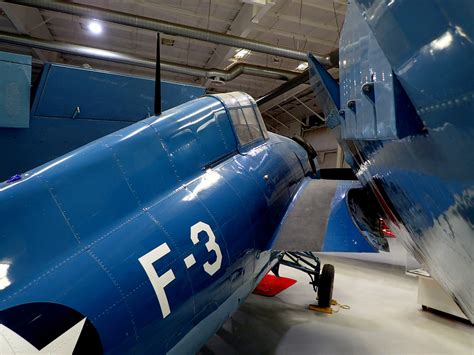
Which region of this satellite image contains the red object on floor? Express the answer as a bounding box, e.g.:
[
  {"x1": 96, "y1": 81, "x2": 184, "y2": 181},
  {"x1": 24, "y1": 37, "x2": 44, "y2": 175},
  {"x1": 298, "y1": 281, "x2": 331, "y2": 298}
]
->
[{"x1": 253, "y1": 274, "x2": 297, "y2": 297}]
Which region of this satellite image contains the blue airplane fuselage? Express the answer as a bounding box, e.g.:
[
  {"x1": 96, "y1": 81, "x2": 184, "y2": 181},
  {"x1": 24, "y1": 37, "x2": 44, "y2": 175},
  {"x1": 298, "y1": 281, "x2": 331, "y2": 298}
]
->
[{"x1": 0, "y1": 92, "x2": 311, "y2": 353}]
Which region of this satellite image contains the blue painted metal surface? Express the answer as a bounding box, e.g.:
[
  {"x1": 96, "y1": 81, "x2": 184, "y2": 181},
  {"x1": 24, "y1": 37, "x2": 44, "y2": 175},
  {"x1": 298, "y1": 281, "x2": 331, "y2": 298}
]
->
[
  {"x1": 0, "y1": 62, "x2": 205, "y2": 182},
  {"x1": 322, "y1": 181, "x2": 376, "y2": 253},
  {"x1": 0, "y1": 51, "x2": 31, "y2": 128},
  {"x1": 31, "y1": 63, "x2": 204, "y2": 122},
  {"x1": 308, "y1": 0, "x2": 474, "y2": 322},
  {"x1": 271, "y1": 178, "x2": 380, "y2": 253},
  {"x1": 309, "y1": 53, "x2": 340, "y2": 111},
  {"x1": 0, "y1": 92, "x2": 312, "y2": 353},
  {"x1": 308, "y1": 54, "x2": 341, "y2": 130}
]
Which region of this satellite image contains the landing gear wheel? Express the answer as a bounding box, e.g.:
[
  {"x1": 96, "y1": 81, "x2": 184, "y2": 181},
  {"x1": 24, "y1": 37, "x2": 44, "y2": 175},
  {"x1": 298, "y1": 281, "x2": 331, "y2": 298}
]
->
[{"x1": 317, "y1": 264, "x2": 335, "y2": 308}]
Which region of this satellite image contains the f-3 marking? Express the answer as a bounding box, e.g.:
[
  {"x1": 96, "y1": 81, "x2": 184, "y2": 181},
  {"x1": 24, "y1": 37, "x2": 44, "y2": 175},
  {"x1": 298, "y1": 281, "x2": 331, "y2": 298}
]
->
[
  {"x1": 190, "y1": 221, "x2": 222, "y2": 276},
  {"x1": 139, "y1": 221, "x2": 222, "y2": 319},
  {"x1": 138, "y1": 243, "x2": 175, "y2": 318}
]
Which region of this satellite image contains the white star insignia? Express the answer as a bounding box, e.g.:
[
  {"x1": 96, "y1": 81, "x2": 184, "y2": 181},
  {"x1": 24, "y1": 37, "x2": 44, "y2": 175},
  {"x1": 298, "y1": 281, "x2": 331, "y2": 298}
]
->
[{"x1": 0, "y1": 318, "x2": 86, "y2": 354}]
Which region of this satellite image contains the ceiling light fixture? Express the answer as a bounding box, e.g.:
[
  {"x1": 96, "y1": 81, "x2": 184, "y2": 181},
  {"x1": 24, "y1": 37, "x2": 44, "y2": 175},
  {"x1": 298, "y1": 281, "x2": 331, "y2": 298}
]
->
[
  {"x1": 234, "y1": 48, "x2": 251, "y2": 60},
  {"x1": 88, "y1": 21, "x2": 103, "y2": 35},
  {"x1": 296, "y1": 62, "x2": 308, "y2": 71}
]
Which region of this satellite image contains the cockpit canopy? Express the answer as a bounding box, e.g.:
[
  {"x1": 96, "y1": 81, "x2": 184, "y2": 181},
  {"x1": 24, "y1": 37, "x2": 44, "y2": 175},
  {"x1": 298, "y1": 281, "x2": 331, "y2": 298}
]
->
[{"x1": 211, "y1": 92, "x2": 269, "y2": 147}]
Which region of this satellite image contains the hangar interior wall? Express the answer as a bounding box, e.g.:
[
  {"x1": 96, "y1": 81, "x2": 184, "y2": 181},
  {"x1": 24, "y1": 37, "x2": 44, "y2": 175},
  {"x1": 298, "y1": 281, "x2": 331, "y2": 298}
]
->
[
  {"x1": 303, "y1": 127, "x2": 340, "y2": 168},
  {"x1": 284, "y1": 121, "x2": 302, "y2": 137}
]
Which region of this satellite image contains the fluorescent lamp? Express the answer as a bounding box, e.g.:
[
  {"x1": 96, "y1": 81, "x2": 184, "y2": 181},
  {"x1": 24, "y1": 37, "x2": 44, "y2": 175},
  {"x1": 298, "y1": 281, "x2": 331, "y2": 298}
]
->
[
  {"x1": 234, "y1": 48, "x2": 251, "y2": 59},
  {"x1": 296, "y1": 62, "x2": 308, "y2": 71},
  {"x1": 88, "y1": 21, "x2": 103, "y2": 35}
]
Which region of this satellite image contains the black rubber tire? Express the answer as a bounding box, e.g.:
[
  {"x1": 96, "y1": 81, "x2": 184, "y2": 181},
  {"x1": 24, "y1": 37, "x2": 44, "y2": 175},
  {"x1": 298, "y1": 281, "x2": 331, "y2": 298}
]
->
[{"x1": 318, "y1": 264, "x2": 335, "y2": 308}]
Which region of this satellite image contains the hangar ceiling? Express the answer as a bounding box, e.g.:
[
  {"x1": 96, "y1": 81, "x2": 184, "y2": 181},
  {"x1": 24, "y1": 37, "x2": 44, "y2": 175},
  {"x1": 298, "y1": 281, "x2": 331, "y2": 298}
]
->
[{"x1": 0, "y1": 0, "x2": 346, "y2": 134}]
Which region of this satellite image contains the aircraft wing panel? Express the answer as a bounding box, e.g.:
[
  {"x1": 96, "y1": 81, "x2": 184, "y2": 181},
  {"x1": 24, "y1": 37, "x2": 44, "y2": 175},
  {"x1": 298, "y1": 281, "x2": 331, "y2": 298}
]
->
[{"x1": 272, "y1": 178, "x2": 387, "y2": 253}]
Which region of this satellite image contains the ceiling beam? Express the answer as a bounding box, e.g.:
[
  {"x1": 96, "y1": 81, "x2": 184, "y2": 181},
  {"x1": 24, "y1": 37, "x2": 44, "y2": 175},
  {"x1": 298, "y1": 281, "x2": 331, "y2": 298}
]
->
[
  {"x1": 204, "y1": 0, "x2": 298, "y2": 71},
  {"x1": 264, "y1": 12, "x2": 338, "y2": 32},
  {"x1": 253, "y1": 25, "x2": 336, "y2": 49},
  {"x1": 138, "y1": 2, "x2": 232, "y2": 26},
  {"x1": 1, "y1": 3, "x2": 57, "y2": 61},
  {"x1": 290, "y1": 0, "x2": 346, "y2": 15},
  {"x1": 205, "y1": 3, "x2": 260, "y2": 70}
]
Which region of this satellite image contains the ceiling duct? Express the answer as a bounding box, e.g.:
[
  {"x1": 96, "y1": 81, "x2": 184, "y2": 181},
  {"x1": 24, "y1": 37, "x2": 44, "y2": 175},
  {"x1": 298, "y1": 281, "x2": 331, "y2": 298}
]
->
[
  {"x1": 5, "y1": 0, "x2": 333, "y2": 66},
  {"x1": 0, "y1": 31, "x2": 297, "y2": 82},
  {"x1": 257, "y1": 69, "x2": 309, "y2": 107}
]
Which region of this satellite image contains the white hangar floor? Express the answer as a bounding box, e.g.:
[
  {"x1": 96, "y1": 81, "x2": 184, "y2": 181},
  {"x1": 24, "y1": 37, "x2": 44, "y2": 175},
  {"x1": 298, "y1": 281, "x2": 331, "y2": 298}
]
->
[{"x1": 201, "y1": 244, "x2": 473, "y2": 355}]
